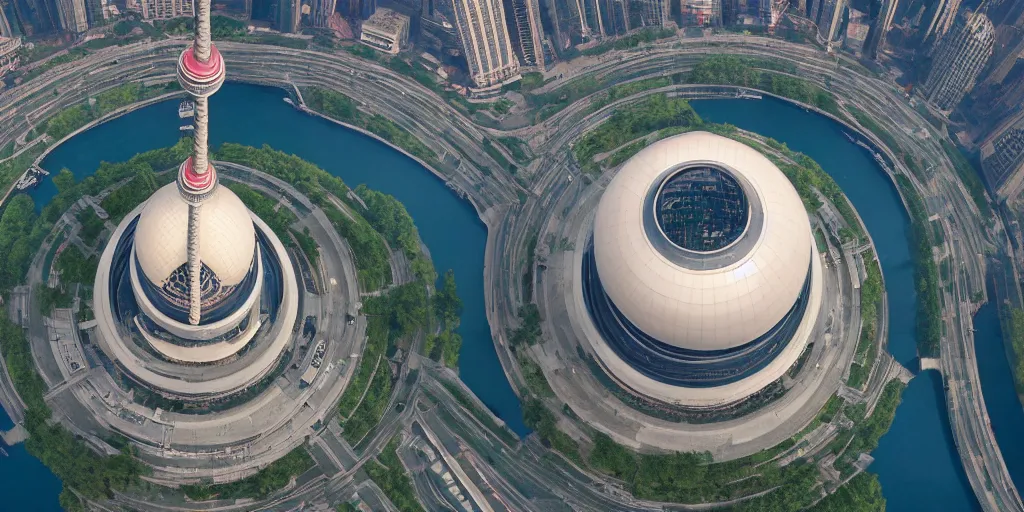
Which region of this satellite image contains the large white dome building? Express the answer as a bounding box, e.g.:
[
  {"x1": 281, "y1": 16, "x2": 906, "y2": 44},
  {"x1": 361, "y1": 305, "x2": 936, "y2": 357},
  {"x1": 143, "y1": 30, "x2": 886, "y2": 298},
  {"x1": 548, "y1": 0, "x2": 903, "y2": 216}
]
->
[
  {"x1": 581, "y1": 131, "x2": 824, "y2": 407},
  {"x1": 129, "y1": 183, "x2": 264, "y2": 349},
  {"x1": 92, "y1": 177, "x2": 299, "y2": 398}
]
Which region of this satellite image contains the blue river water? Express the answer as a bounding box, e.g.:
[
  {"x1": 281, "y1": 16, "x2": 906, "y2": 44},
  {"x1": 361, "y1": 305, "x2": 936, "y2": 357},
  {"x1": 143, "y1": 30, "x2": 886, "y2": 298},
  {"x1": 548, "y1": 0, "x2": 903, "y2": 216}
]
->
[{"x1": 2, "y1": 84, "x2": 1019, "y2": 511}]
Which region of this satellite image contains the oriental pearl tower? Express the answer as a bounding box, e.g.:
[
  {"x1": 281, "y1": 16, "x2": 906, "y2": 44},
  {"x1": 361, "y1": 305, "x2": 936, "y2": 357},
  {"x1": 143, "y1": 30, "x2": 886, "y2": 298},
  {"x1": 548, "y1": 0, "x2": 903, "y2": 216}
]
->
[
  {"x1": 91, "y1": 0, "x2": 298, "y2": 396},
  {"x1": 176, "y1": 0, "x2": 227, "y2": 326}
]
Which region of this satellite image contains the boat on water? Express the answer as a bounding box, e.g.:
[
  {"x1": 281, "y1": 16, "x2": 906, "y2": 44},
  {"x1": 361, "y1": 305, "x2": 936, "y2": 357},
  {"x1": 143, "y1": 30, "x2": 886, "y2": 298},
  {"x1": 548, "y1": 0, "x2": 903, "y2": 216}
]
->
[
  {"x1": 843, "y1": 132, "x2": 856, "y2": 143},
  {"x1": 180, "y1": 125, "x2": 195, "y2": 132},
  {"x1": 178, "y1": 100, "x2": 195, "y2": 119},
  {"x1": 0, "y1": 446, "x2": 8, "y2": 457},
  {"x1": 15, "y1": 169, "x2": 42, "y2": 191}
]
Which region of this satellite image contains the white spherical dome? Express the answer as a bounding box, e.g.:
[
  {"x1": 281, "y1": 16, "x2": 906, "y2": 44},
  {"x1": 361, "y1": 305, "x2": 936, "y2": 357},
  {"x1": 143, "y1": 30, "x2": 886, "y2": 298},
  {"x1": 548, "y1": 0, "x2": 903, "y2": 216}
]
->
[
  {"x1": 592, "y1": 131, "x2": 813, "y2": 351},
  {"x1": 134, "y1": 182, "x2": 257, "y2": 287}
]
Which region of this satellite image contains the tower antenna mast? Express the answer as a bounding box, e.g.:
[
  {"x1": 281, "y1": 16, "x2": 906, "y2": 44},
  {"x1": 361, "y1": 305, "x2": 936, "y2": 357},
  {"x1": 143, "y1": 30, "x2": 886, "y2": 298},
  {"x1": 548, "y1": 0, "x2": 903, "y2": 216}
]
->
[{"x1": 175, "y1": 0, "x2": 226, "y2": 325}]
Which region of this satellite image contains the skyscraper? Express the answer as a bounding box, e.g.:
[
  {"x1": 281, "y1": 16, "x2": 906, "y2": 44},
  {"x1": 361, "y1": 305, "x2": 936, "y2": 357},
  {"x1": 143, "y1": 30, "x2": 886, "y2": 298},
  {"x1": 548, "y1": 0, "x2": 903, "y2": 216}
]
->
[
  {"x1": 676, "y1": 0, "x2": 717, "y2": 26},
  {"x1": 438, "y1": 0, "x2": 521, "y2": 91},
  {"x1": 922, "y1": 11, "x2": 995, "y2": 111},
  {"x1": 922, "y1": 0, "x2": 963, "y2": 44},
  {"x1": 140, "y1": 0, "x2": 193, "y2": 19},
  {"x1": 278, "y1": 0, "x2": 300, "y2": 32},
  {"x1": 984, "y1": 33, "x2": 1024, "y2": 85},
  {"x1": 174, "y1": 0, "x2": 229, "y2": 329},
  {"x1": 56, "y1": 0, "x2": 88, "y2": 33},
  {"x1": 634, "y1": 0, "x2": 663, "y2": 26},
  {"x1": 18, "y1": 0, "x2": 61, "y2": 36},
  {"x1": 84, "y1": 0, "x2": 107, "y2": 27},
  {"x1": 814, "y1": 0, "x2": 844, "y2": 43},
  {"x1": 361, "y1": 0, "x2": 376, "y2": 19},
  {"x1": 509, "y1": 0, "x2": 547, "y2": 67},
  {"x1": 862, "y1": 0, "x2": 898, "y2": 59},
  {"x1": 981, "y1": 115, "x2": 1024, "y2": 202},
  {"x1": 0, "y1": 3, "x2": 12, "y2": 37},
  {"x1": 309, "y1": 0, "x2": 337, "y2": 26}
]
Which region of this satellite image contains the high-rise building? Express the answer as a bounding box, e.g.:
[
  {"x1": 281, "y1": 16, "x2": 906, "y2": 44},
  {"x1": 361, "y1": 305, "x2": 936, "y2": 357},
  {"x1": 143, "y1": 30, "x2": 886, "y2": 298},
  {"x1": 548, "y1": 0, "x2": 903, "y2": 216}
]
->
[
  {"x1": 140, "y1": 0, "x2": 193, "y2": 19},
  {"x1": 844, "y1": 8, "x2": 869, "y2": 54},
  {"x1": 634, "y1": 0, "x2": 664, "y2": 26},
  {"x1": 212, "y1": 0, "x2": 252, "y2": 18},
  {"x1": 814, "y1": 0, "x2": 844, "y2": 43},
  {"x1": 84, "y1": 0, "x2": 108, "y2": 27},
  {"x1": 922, "y1": 0, "x2": 963, "y2": 44},
  {"x1": 437, "y1": 0, "x2": 521, "y2": 91},
  {"x1": 862, "y1": 0, "x2": 898, "y2": 59},
  {"x1": 308, "y1": 0, "x2": 336, "y2": 26},
  {"x1": 0, "y1": 3, "x2": 12, "y2": 36},
  {"x1": 360, "y1": 0, "x2": 375, "y2": 19},
  {"x1": 359, "y1": 7, "x2": 409, "y2": 53},
  {"x1": 675, "y1": 0, "x2": 716, "y2": 26},
  {"x1": 922, "y1": 11, "x2": 995, "y2": 111},
  {"x1": 594, "y1": 0, "x2": 628, "y2": 36},
  {"x1": 720, "y1": 0, "x2": 736, "y2": 24},
  {"x1": 981, "y1": 115, "x2": 1024, "y2": 203},
  {"x1": 56, "y1": 0, "x2": 88, "y2": 33},
  {"x1": 759, "y1": 0, "x2": 782, "y2": 27},
  {"x1": 509, "y1": 0, "x2": 547, "y2": 67},
  {"x1": 17, "y1": 0, "x2": 61, "y2": 36},
  {"x1": 278, "y1": 0, "x2": 300, "y2": 31}
]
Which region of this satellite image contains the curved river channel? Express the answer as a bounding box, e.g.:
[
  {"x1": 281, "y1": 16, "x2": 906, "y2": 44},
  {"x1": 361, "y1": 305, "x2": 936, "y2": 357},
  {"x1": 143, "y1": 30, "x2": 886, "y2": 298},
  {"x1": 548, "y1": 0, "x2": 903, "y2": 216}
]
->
[{"x1": 3, "y1": 83, "x2": 1022, "y2": 511}]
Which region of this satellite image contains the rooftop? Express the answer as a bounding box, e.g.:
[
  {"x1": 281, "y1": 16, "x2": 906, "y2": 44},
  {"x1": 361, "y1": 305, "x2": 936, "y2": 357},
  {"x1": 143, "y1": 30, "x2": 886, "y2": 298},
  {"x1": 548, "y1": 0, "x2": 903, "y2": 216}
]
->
[
  {"x1": 655, "y1": 165, "x2": 749, "y2": 252},
  {"x1": 364, "y1": 8, "x2": 410, "y2": 36}
]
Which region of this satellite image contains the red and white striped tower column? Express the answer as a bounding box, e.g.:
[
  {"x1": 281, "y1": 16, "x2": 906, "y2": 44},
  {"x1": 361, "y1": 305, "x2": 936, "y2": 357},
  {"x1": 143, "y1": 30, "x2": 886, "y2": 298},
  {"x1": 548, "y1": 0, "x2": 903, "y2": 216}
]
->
[{"x1": 176, "y1": 0, "x2": 226, "y2": 326}]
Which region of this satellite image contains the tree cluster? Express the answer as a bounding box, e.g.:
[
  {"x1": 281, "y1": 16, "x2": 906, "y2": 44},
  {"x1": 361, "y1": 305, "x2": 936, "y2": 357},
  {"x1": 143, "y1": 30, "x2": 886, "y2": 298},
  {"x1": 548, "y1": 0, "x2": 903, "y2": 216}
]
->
[
  {"x1": 427, "y1": 269, "x2": 463, "y2": 366},
  {"x1": 55, "y1": 245, "x2": 98, "y2": 287},
  {"x1": 0, "y1": 195, "x2": 46, "y2": 292},
  {"x1": 522, "y1": 398, "x2": 581, "y2": 462},
  {"x1": 508, "y1": 303, "x2": 542, "y2": 347},
  {"x1": 303, "y1": 88, "x2": 439, "y2": 168},
  {"x1": 76, "y1": 207, "x2": 106, "y2": 247},
  {"x1": 363, "y1": 438, "x2": 425, "y2": 512},
  {"x1": 44, "y1": 83, "x2": 166, "y2": 141},
  {"x1": 340, "y1": 283, "x2": 428, "y2": 442},
  {"x1": 688, "y1": 56, "x2": 842, "y2": 117},
  {"x1": 0, "y1": 317, "x2": 147, "y2": 510},
  {"x1": 807, "y1": 473, "x2": 885, "y2": 512},
  {"x1": 1003, "y1": 308, "x2": 1024, "y2": 395},
  {"x1": 896, "y1": 174, "x2": 942, "y2": 357},
  {"x1": 227, "y1": 182, "x2": 298, "y2": 242},
  {"x1": 573, "y1": 94, "x2": 702, "y2": 170},
  {"x1": 181, "y1": 447, "x2": 314, "y2": 501}
]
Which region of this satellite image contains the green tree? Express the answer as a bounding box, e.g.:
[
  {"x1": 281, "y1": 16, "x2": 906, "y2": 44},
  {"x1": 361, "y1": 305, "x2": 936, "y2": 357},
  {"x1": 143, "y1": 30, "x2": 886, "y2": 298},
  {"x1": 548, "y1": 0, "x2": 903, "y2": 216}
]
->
[
  {"x1": 807, "y1": 473, "x2": 885, "y2": 511},
  {"x1": 53, "y1": 169, "x2": 75, "y2": 194}
]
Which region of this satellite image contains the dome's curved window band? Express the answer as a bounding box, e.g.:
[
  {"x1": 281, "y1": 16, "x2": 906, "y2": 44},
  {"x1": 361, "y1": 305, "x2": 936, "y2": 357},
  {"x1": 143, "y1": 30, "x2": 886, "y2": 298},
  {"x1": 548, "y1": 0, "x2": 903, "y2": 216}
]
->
[
  {"x1": 135, "y1": 248, "x2": 260, "y2": 326},
  {"x1": 581, "y1": 240, "x2": 813, "y2": 388}
]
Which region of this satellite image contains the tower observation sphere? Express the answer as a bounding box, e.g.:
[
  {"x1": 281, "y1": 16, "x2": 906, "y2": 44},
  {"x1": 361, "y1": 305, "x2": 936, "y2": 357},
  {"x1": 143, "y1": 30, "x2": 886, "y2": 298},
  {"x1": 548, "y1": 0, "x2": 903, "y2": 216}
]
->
[{"x1": 582, "y1": 131, "x2": 822, "y2": 398}]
